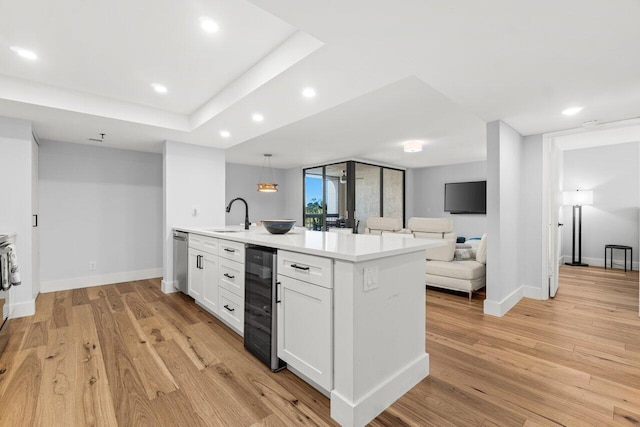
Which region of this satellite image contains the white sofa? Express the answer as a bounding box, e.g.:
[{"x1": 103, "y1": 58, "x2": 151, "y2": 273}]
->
[
  {"x1": 363, "y1": 216, "x2": 486, "y2": 300},
  {"x1": 382, "y1": 217, "x2": 486, "y2": 300}
]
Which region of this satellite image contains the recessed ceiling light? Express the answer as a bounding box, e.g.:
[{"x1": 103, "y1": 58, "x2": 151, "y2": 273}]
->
[
  {"x1": 220, "y1": 130, "x2": 231, "y2": 138},
  {"x1": 10, "y1": 46, "x2": 37, "y2": 60},
  {"x1": 252, "y1": 113, "x2": 264, "y2": 122},
  {"x1": 302, "y1": 87, "x2": 316, "y2": 98},
  {"x1": 403, "y1": 140, "x2": 423, "y2": 153},
  {"x1": 562, "y1": 106, "x2": 583, "y2": 116},
  {"x1": 200, "y1": 17, "x2": 219, "y2": 33},
  {"x1": 151, "y1": 83, "x2": 168, "y2": 94}
]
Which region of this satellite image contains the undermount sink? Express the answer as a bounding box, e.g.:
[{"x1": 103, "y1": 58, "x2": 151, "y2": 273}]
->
[{"x1": 203, "y1": 227, "x2": 244, "y2": 233}]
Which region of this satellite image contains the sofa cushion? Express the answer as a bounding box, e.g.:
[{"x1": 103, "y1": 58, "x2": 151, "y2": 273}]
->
[
  {"x1": 476, "y1": 233, "x2": 487, "y2": 264},
  {"x1": 381, "y1": 231, "x2": 415, "y2": 238},
  {"x1": 453, "y1": 248, "x2": 476, "y2": 261},
  {"x1": 425, "y1": 273, "x2": 486, "y2": 292},
  {"x1": 425, "y1": 238, "x2": 456, "y2": 262},
  {"x1": 408, "y1": 217, "x2": 453, "y2": 233},
  {"x1": 365, "y1": 217, "x2": 403, "y2": 234},
  {"x1": 426, "y1": 259, "x2": 486, "y2": 280}
]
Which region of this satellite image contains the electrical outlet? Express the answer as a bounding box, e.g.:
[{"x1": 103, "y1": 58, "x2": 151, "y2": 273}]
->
[
  {"x1": 89, "y1": 261, "x2": 96, "y2": 271},
  {"x1": 363, "y1": 266, "x2": 379, "y2": 292}
]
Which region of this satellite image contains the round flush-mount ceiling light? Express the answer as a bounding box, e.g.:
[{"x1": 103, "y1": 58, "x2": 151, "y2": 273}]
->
[
  {"x1": 151, "y1": 83, "x2": 168, "y2": 94},
  {"x1": 302, "y1": 87, "x2": 316, "y2": 98},
  {"x1": 200, "y1": 17, "x2": 219, "y2": 33},
  {"x1": 403, "y1": 140, "x2": 423, "y2": 153},
  {"x1": 562, "y1": 106, "x2": 583, "y2": 116},
  {"x1": 219, "y1": 130, "x2": 231, "y2": 138},
  {"x1": 252, "y1": 113, "x2": 264, "y2": 122},
  {"x1": 10, "y1": 46, "x2": 37, "y2": 60}
]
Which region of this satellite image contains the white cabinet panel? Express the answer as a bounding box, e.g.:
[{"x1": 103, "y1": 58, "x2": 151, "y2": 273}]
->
[
  {"x1": 278, "y1": 250, "x2": 333, "y2": 289},
  {"x1": 277, "y1": 274, "x2": 332, "y2": 391},
  {"x1": 188, "y1": 249, "x2": 204, "y2": 301},
  {"x1": 219, "y1": 288, "x2": 244, "y2": 334},
  {"x1": 202, "y1": 252, "x2": 219, "y2": 314},
  {"x1": 219, "y1": 239, "x2": 245, "y2": 263},
  {"x1": 189, "y1": 234, "x2": 218, "y2": 256},
  {"x1": 219, "y1": 257, "x2": 245, "y2": 298}
]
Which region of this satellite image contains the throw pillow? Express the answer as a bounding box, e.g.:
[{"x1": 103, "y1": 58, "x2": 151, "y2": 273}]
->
[
  {"x1": 454, "y1": 248, "x2": 476, "y2": 261},
  {"x1": 476, "y1": 233, "x2": 487, "y2": 264}
]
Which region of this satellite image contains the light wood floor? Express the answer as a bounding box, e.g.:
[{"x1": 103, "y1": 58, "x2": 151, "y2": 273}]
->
[{"x1": 0, "y1": 266, "x2": 638, "y2": 426}]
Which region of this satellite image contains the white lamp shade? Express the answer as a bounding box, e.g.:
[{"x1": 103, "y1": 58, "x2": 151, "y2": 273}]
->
[{"x1": 562, "y1": 190, "x2": 593, "y2": 206}]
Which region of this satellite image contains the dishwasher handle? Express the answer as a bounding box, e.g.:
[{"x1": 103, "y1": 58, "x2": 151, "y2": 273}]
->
[{"x1": 173, "y1": 232, "x2": 187, "y2": 241}]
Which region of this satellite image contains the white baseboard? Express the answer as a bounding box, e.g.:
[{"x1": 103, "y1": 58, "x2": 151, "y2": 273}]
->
[
  {"x1": 561, "y1": 255, "x2": 638, "y2": 270},
  {"x1": 522, "y1": 285, "x2": 545, "y2": 300},
  {"x1": 484, "y1": 286, "x2": 523, "y2": 317},
  {"x1": 11, "y1": 298, "x2": 36, "y2": 318},
  {"x1": 331, "y1": 354, "x2": 429, "y2": 427},
  {"x1": 161, "y1": 280, "x2": 178, "y2": 294},
  {"x1": 41, "y1": 268, "x2": 163, "y2": 293}
]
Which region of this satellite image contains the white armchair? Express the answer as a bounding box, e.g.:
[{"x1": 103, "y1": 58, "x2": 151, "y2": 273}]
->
[{"x1": 363, "y1": 217, "x2": 404, "y2": 235}]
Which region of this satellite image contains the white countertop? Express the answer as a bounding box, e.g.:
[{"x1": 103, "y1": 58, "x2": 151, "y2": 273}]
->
[{"x1": 175, "y1": 226, "x2": 443, "y2": 262}]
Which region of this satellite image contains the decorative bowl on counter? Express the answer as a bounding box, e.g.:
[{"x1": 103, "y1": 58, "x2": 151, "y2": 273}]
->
[{"x1": 262, "y1": 219, "x2": 296, "y2": 234}]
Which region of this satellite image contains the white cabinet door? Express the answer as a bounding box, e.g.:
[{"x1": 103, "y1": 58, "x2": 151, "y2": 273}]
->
[
  {"x1": 188, "y1": 249, "x2": 204, "y2": 301},
  {"x1": 277, "y1": 275, "x2": 332, "y2": 391},
  {"x1": 202, "y1": 252, "x2": 219, "y2": 314}
]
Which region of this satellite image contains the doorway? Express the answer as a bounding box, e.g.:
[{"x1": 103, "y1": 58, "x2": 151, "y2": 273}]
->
[{"x1": 542, "y1": 119, "x2": 640, "y2": 313}]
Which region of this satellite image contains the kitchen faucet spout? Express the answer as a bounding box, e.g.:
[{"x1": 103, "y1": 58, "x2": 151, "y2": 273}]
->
[{"x1": 225, "y1": 198, "x2": 250, "y2": 230}]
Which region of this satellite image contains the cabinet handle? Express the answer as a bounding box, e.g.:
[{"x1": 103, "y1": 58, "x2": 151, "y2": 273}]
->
[
  {"x1": 196, "y1": 255, "x2": 200, "y2": 269},
  {"x1": 276, "y1": 281, "x2": 281, "y2": 304},
  {"x1": 224, "y1": 304, "x2": 235, "y2": 312},
  {"x1": 223, "y1": 273, "x2": 235, "y2": 279},
  {"x1": 197, "y1": 255, "x2": 203, "y2": 269},
  {"x1": 290, "y1": 264, "x2": 310, "y2": 271},
  {"x1": 224, "y1": 248, "x2": 235, "y2": 253}
]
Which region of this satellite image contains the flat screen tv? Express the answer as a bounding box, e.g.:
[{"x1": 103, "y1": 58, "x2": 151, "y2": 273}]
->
[{"x1": 444, "y1": 181, "x2": 486, "y2": 214}]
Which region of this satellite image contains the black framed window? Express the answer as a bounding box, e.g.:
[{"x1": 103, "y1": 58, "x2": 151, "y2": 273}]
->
[{"x1": 303, "y1": 161, "x2": 404, "y2": 233}]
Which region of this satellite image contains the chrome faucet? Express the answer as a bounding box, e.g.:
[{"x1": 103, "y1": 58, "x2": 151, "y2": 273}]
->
[{"x1": 226, "y1": 197, "x2": 250, "y2": 230}]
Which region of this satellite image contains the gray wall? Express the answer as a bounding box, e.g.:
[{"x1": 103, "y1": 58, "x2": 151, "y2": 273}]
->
[
  {"x1": 225, "y1": 163, "x2": 291, "y2": 225},
  {"x1": 409, "y1": 161, "x2": 487, "y2": 238},
  {"x1": 561, "y1": 141, "x2": 639, "y2": 268},
  {"x1": 39, "y1": 140, "x2": 163, "y2": 283}
]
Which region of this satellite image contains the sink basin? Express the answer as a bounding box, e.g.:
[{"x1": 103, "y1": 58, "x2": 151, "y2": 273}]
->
[{"x1": 203, "y1": 228, "x2": 244, "y2": 233}]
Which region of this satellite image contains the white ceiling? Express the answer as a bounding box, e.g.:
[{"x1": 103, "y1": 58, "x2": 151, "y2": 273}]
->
[
  {"x1": 2, "y1": 0, "x2": 640, "y2": 169},
  {"x1": 225, "y1": 77, "x2": 486, "y2": 168}
]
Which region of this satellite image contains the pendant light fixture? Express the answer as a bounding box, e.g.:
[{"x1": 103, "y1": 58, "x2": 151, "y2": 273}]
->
[
  {"x1": 257, "y1": 154, "x2": 278, "y2": 192},
  {"x1": 340, "y1": 170, "x2": 347, "y2": 184}
]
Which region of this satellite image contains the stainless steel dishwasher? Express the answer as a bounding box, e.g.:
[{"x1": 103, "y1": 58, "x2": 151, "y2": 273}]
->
[{"x1": 173, "y1": 231, "x2": 188, "y2": 294}]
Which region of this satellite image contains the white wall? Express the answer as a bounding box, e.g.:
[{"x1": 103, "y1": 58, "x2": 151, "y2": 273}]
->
[
  {"x1": 409, "y1": 161, "x2": 487, "y2": 238},
  {"x1": 225, "y1": 163, "x2": 290, "y2": 225},
  {"x1": 519, "y1": 134, "x2": 545, "y2": 298},
  {"x1": 283, "y1": 167, "x2": 304, "y2": 226},
  {"x1": 39, "y1": 140, "x2": 163, "y2": 291},
  {"x1": 0, "y1": 117, "x2": 35, "y2": 317},
  {"x1": 561, "y1": 141, "x2": 639, "y2": 268},
  {"x1": 485, "y1": 120, "x2": 523, "y2": 317},
  {"x1": 163, "y1": 141, "x2": 225, "y2": 291}
]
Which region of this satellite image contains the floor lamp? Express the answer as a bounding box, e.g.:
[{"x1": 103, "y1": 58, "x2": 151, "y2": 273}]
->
[{"x1": 563, "y1": 189, "x2": 593, "y2": 267}]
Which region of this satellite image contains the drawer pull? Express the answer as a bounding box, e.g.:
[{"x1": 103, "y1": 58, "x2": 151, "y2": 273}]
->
[
  {"x1": 224, "y1": 248, "x2": 236, "y2": 253},
  {"x1": 223, "y1": 273, "x2": 235, "y2": 279},
  {"x1": 224, "y1": 304, "x2": 235, "y2": 312},
  {"x1": 291, "y1": 263, "x2": 310, "y2": 271}
]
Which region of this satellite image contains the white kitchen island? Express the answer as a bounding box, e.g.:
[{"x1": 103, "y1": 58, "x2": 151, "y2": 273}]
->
[{"x1": 173, "y1": 226, "x2": 442, "y2": 427}]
